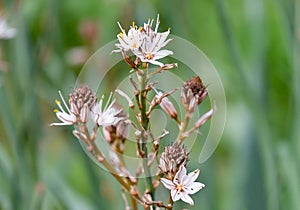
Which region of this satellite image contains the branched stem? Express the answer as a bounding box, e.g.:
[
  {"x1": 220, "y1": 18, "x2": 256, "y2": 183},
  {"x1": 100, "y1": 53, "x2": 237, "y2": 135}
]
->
[
  {"x1": 176, "y1": 111, "x2": 192, "y2": 144},
  {"x1": 77, "y1": 124, "x2": 147, "y2": 209},
  {"x1": 78, "y1": 124, "x2": 131, "y2": 191}
]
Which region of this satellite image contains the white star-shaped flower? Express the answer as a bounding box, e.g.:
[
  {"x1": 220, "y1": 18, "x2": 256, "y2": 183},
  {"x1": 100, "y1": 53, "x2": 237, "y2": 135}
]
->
[
  {"x1": 91, "y1": 94, "x2": 124, "y2": 127},
  {"x1": 132, "y1": 15, "x2": 173, "y2": 66},
  {"x1": 50, "y1": 91, "x2": 77, "y2": 126},
  {"x1": 160, "y1": 164, "x2": 205, "y2": 205},
  {"x1": 113, "y1": 14, "x2": 173, "y2": 67},
  {"x1": 114, "y1": 22, "x2": 144, "y2": 53}
]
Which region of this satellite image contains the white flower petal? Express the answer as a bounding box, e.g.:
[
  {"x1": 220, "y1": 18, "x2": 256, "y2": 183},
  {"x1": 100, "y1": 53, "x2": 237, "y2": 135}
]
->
[
  {"x1": 49, "y1": 122, "x2": 73, "y2": 126},
  {"x1": 91, "y1": 103, "x2": 101, "y2": 122},
  {"x1": 185, "y1": 182, "x2": 205, "y2": 195},
  {"x1": 151, "y1": 31, "x2": 171, "y2": 51},
  {"x1": 174, "y1": 164, "x2": 187, "y2": 184},
  {"x1": 91, "y1": 95, "x2": 124, "y2": 127},
  {"x1": 153, "y1": 50, "x2": 173, "y2": 60},
  {"x1": 56, "y1": 112, "x2": 76, "y2": 124},
  {"x1": 180, "y1": 192, "x2": 194, "y2": 205},
  {"x1": 147, "y1": 59, "x2": 164, "y2": 67},
  {"x1": 183, "y1": 168, "x2": 200, "y2": 185},
  {"x1": 132, "y1": 49, "x2": 144, "y2": 58},
  {"x1": 172, "y1": 189, "x2": 182, "y2": 202},
  {"x1": 160, "y1": 178, "x2": 175, "y2": 190},
  {"x1": 156, "y1": 37, "x2": 172, "y2": 51}
]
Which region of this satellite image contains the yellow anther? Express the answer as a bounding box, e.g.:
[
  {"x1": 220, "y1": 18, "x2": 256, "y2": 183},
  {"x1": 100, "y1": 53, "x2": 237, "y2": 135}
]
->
[
  {"x1": 53, "y1": 109, "x2": 59, "y2": 113},
  {"x1": 118, "y1": 32, "x2": 124, "y2": 38},
  {"x1": 55, "y1": 100, "x2": 61, "y2": 105},
  {"x1": 139, "y1": 27, "x2": 143, "y2": 32},
  {"x1": 145, "y1": 53, "x2": 154, "y2": 60},
  {"x1": 132, "y1": 42, "x2": 137, "y2": 49},
  {"x1": 175, "y1": 184, "x2": 184, "y2": 192},
  {"x1": 132, "y1": 21, "x2": 135, "y2": 26}
]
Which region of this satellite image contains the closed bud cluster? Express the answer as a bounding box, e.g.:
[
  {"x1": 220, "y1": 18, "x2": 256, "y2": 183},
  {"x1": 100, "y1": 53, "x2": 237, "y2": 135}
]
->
[
  {"x1": 69, "y1": 84, "x2": 97, "y2": 123},
  {"x1": 181, "y1": 76, "x2": 208, "y2": 112},
  {"x1": 50, "y1": 85, "x2": 97, "y2": 126},
  {"x1": 69, "y1": 84, "x2": 97, "y2": 113},
  {"x1": 159, "y1": 142, "x2": 189, "y2": 179}
]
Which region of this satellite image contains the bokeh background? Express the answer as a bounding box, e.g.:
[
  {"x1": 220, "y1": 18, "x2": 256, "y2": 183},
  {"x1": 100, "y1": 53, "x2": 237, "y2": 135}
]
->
[{"x1": 0, "y1": 0, "x2": 299, "y2": 210}]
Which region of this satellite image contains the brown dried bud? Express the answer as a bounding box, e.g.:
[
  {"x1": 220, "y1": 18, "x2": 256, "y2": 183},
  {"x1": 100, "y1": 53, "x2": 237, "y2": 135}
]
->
[
  {"x1": 68, "y1": 85, "x2": 97, "y2": 123},
  {"x1": 159, "y1": 142, "x2": 189, "y2": 179},
  {"x1": 121, "y1": 50, "x2": 140, "y2": 69},
  {"x1": 156, "y1": 63, "x2": 178, "y2": 73},
  {"x1": 181, "y1": 76, "x2": 208, "y2": 112}
]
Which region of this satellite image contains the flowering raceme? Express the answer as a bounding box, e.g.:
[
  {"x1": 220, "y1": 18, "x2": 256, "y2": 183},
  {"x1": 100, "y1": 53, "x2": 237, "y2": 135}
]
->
[{"x1": 51, "y1": 14, "x2": 215, "y2": 210}]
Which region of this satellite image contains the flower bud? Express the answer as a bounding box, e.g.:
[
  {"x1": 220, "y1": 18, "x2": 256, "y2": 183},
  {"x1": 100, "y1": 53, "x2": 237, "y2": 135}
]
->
[
  {"x1": 194, "y1": 108, "x2": 214, "y2": 128},
  {"x1": 69, "y1": 84, "x2": 97, "y2": 122},
  {"x1": 181, "y1": 76, "x2": 208, "y2": 112},
  {"x1": 159, "y1": 142, "x2": 189, "y2": 179},
  {"x1": 160, "y1": 97, "x2": 178, "y2": 120}
]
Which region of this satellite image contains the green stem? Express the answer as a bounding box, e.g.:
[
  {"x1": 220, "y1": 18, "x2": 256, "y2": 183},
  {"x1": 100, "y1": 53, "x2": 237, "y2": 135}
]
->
[{"x1": 139, "y1": 68, "x2": 155, "y2": 201}]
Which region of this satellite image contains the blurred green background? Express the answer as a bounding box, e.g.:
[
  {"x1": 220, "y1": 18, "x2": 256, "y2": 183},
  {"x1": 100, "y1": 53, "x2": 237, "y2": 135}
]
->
[{"x1": 0, "y1": 0, "x2": 299, "y2": 209}]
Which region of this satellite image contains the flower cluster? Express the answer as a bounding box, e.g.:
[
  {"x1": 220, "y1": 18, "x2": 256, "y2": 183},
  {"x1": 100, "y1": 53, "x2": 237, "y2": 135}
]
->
[
  {"x1": 159, "y1": 142, "x2": 188, "y2": 179},
  {"x1": 51, "y1": 14, "x2": 214, "y2": 210},
  {"x1": 114, "y1": 14, "x2": 173, "y2": 67},
  {"x1": 51, "y1": 85, "x2": 128, "y2": 131},
  {"x1": 158, "y1": 143, "x2": 206, "y2": 205}
]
